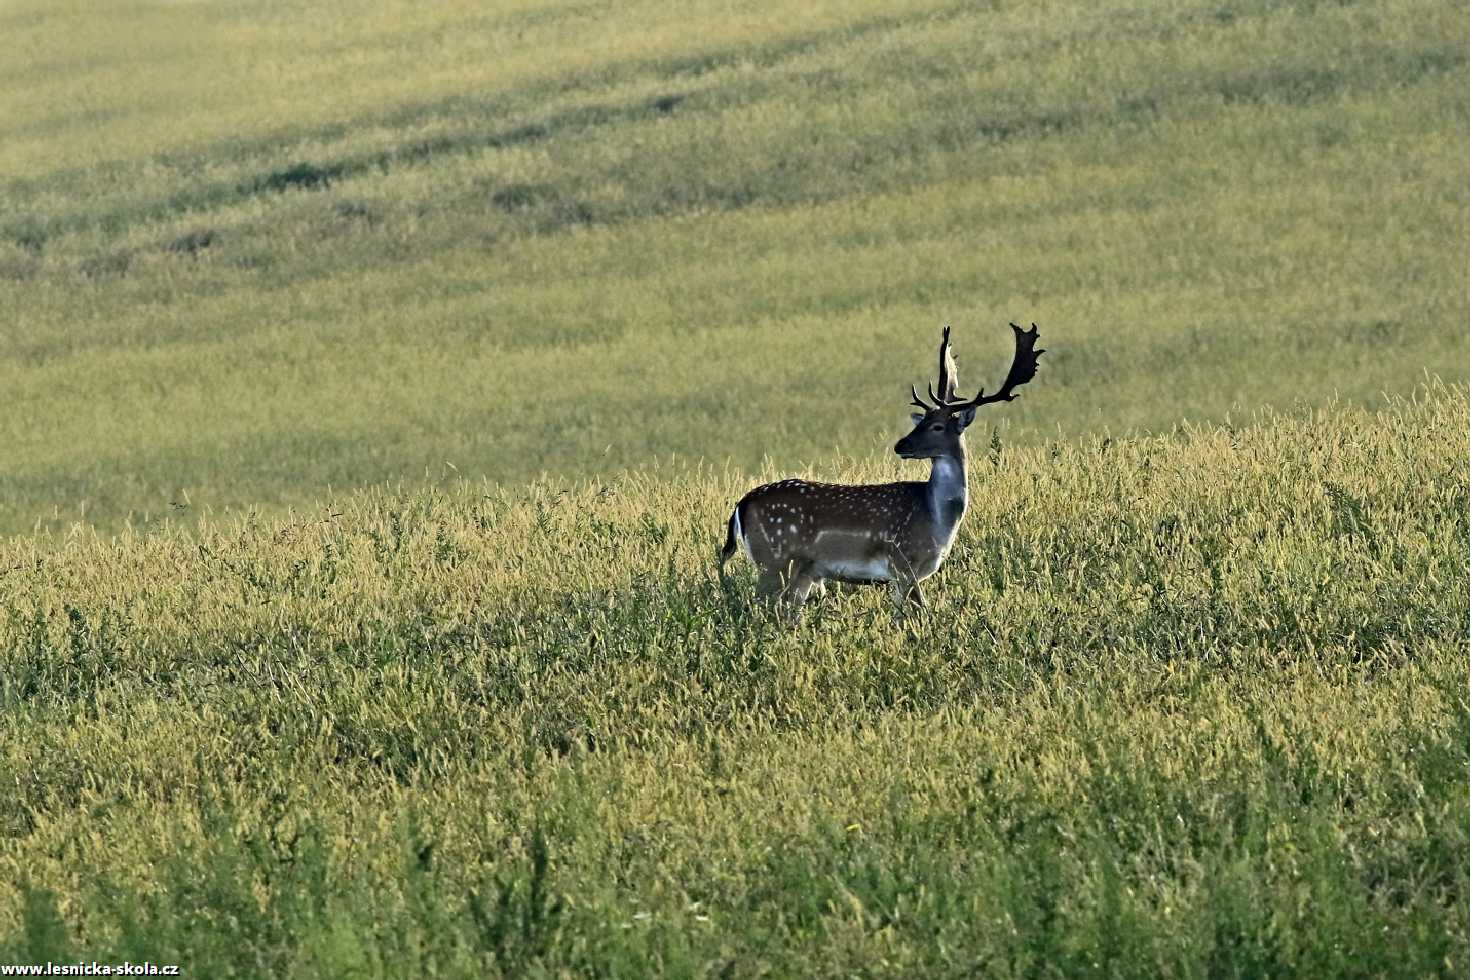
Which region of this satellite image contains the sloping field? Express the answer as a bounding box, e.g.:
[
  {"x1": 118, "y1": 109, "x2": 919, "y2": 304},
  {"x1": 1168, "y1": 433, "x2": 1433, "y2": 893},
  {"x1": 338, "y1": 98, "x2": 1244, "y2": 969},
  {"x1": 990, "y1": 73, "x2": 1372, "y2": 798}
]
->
[
  {"x1": 3, "y1": 0, "x2": 1468, "y2": 534},
  {"x1": 5, "y1": 0, "x2": 1470, "y2": 974},
  {"x1": 2, "y1": 389, "x2": 1469, "y2": 973}
]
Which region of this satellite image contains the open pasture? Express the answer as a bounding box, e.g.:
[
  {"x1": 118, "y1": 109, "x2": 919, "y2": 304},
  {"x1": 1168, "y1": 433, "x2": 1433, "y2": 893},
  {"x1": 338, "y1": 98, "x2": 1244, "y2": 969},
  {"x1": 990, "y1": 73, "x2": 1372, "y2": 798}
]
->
[
  {"x1": 4, "y1": 389, "x2": 1470, "y2": 973},
  {"x1": 2, "y1": 0, "x2": 1468, "y2": 534},
  {"x1": 4, "y1": 0, "x2": 1470, "y2": 974}
]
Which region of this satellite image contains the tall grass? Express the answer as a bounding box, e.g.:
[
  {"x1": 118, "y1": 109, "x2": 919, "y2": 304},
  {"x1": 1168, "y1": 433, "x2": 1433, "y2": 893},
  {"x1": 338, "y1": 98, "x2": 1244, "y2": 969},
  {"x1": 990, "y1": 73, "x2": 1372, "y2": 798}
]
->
[
  {"x1": 3, "y1": 0, "x2": 1468, "y2": 534},
  {"x1": 2, "y1": 388, "x2": 1468, "y2": 975}
]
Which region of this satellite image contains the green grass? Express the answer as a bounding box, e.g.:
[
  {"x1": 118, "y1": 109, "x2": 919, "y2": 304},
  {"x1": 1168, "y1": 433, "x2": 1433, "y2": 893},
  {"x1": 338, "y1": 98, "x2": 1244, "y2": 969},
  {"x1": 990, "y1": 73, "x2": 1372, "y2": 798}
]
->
[
  {"x1": 3, "y1": 388, "x2": 1470, "y2": 975},
  {"x1": 5, "y1": 0, "x2": 1470, "y2": 973},
  {"x1": 3, "y1": 0, "x2": 1468, "y2": 534}
]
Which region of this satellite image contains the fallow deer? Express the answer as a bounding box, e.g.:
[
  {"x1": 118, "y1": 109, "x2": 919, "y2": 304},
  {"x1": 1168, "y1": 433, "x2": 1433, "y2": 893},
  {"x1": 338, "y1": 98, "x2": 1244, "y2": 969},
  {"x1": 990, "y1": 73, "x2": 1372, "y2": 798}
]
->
[{"x1": 719, "y1": 323, "x2": 1044, "y2": 613}]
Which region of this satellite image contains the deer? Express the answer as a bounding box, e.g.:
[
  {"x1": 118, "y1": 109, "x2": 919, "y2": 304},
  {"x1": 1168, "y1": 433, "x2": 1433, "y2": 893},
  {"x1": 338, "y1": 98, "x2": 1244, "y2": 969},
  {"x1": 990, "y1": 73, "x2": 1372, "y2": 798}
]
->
[{"x1": 718, "y1": 323, "x2": 1044, "y2": 615}]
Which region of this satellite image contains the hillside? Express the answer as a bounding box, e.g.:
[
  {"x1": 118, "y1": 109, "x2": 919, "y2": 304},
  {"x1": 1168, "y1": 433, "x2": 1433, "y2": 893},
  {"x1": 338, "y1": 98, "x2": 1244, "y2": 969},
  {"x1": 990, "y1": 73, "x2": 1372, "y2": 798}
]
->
[
  {"x1": 3, "y1": 0, "x2": 1468, "y2": 534},
  {"x1": 2, "y1": 390, "x2": 1469, "y2": 974}
]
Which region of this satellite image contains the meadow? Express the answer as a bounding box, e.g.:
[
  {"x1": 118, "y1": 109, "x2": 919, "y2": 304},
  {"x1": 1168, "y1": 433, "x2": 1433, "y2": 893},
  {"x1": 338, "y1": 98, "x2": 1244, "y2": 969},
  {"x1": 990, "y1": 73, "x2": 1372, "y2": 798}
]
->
[
  {"x1": 3, "y1": 389, "x2": 1470, "y2": 974},
  {"x1": 2, "y1": 0, "x2": 1467, "y2": 535},
  {"x1": 4, "y1": 0, "x2": 1470, "y2": 974}
]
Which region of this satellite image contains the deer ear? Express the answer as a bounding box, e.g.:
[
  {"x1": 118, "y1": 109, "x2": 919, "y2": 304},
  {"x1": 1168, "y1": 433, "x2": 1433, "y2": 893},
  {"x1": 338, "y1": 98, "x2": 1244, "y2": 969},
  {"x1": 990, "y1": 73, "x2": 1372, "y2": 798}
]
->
[
  {"x1": 955, "y1": 406, "x2": 978, "y2": 430},
  {"x1": 910, "y1": 413, "x2": 926, "y2": 426}
]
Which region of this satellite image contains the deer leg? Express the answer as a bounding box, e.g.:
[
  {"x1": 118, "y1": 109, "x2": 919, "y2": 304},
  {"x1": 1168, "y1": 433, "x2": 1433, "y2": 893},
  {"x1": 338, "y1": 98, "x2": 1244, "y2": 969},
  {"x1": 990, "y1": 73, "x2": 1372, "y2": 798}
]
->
[
  {"x1": 880, "y1": 542, "x2": 923, "y2": 612},
  {"x1": 755, "y1": 561, "x2": 814, "y2": 615},
  {"x1": 755, "y1": 570, "x2": 785, "y2": 599},
  {"x1": 786, "y1": 566, "x2": 821, "y2": 602},
  {"x1": 783, "y1": 562, "x2": 822, "y2": 617}
]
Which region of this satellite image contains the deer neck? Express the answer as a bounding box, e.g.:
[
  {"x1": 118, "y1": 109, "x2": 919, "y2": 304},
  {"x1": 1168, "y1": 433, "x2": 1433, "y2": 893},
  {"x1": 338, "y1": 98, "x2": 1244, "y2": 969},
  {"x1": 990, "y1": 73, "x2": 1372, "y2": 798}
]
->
[{"x1": 927, "y1": 450, "x2": 968, "y2": 539}]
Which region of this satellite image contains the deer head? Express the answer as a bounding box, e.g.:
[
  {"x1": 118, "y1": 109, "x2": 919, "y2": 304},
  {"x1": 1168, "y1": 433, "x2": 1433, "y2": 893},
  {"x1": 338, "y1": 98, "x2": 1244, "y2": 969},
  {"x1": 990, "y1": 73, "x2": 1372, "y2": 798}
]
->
[{"x1": 894, "y1": 323, "x2": 1045, "y2": 459}]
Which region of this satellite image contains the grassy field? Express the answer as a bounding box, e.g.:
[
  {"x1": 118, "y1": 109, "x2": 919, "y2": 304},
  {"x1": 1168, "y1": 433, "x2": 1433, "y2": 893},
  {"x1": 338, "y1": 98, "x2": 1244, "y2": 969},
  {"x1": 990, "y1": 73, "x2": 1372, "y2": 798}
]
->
[
  {"x1": 3, "y1": 0, "x2": 1468, "y2": 535},
  {"x1": 5, "y1": 0, "x2": 1470, "y2": 974},
  {"x1": 3, "y1": 388, "x2": 1470, "y2": 974}
]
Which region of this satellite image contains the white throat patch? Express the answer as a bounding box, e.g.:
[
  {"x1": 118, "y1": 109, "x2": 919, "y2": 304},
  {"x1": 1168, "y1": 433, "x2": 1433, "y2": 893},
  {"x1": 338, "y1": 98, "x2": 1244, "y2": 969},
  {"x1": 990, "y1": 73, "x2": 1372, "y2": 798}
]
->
[{"x1": 928, "y1": 457, "x2": 967, "y2": 549}]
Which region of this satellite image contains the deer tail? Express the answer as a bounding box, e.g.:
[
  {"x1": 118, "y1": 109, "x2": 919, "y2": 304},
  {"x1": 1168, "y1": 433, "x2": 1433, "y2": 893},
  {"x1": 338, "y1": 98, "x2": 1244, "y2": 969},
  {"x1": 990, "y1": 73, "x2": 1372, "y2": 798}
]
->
[{"x1": 718, "y1": 501, "x2": 745, "y2": 581}]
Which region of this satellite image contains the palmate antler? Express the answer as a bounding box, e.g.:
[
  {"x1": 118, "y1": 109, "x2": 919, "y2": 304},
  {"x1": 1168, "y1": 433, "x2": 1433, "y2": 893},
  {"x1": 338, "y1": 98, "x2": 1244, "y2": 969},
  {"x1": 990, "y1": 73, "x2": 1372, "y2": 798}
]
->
[
  {"x1": 950, "y1": 322, "x2": 1045, "y2": 410},
  {"x1": 911, "y1": 323, "x2": 1045, "y2": 412}
]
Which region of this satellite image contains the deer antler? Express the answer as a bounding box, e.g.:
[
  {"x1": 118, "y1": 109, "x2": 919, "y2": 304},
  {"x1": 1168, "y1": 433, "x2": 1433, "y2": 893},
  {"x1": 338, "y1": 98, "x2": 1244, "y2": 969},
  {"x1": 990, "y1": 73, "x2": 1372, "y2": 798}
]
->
[
  {"x1": 936, "y1": 324, "x2": 959, "y2": 402},
  {"x1": 948, "y1": 323, "x2": 1045, "y2": 411},
  {"x1": 910, "y1": 325, "x2": 957, "y2": 412}
]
